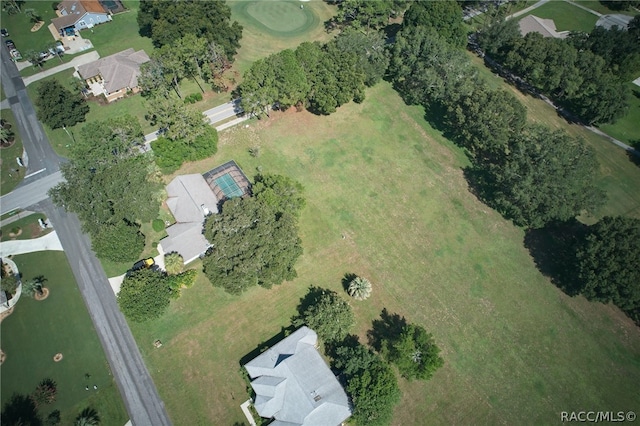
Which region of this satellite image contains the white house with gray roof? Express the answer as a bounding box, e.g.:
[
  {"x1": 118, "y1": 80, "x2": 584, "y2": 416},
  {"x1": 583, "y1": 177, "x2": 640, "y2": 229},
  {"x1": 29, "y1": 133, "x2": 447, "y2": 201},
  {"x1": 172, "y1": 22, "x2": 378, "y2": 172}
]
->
[
  {"x1": 160, "y1": 174, "x2": 218, "y2": 264},
  {"x1": 76, "y1": 48, "x2": 150, "y2": 102},
  {"x1": 245, "y1": 327, "x2": 352, "y2": 426}
]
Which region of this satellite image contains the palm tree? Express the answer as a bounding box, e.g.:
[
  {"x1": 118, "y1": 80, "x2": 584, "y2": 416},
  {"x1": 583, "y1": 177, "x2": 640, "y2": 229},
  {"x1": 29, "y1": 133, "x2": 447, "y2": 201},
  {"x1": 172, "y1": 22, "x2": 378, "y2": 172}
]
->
[
  {"x1": 74, "y1": 407, "x2": 100, "y2": 426},
  {"x1": 32, "y1": 378, "x2": 57, "y2": 407},
  {"x1": 347, "y1": 276, "x2": 372, "y2": 301},
  {"x1": 164, "y1": 252, "x2": 184, "y2": 275},
  {"x1": 0, "y1": 126, "x2": 12, "y2": 143},
  {"x1": 22, "y1": 276, "x2": 47, "y2": 298}
]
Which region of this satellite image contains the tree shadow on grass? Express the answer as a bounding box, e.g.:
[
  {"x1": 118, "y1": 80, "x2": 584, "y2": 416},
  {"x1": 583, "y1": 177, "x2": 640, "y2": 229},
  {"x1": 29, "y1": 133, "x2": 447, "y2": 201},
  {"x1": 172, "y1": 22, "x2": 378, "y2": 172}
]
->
[
  {"x1": 627, "y1": 142, "x2": 640, "y2": 168},
  {"x1": 1, "y1": 393, "x2": 41, "y2": 426},
  {"x1": 523, "y1": 219, "x2": 587, "y2": 296},
  {"x1": 341, "y1": 273, "x2": 357, "y2": 293},
  {"x1": 367, "y1": 308, "x2": 407, "y2": 352}
]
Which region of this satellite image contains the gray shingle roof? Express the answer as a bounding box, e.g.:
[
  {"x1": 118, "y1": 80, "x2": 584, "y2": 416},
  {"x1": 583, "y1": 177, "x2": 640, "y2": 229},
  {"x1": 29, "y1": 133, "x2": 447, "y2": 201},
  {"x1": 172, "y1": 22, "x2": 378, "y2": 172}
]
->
[
  {"x1": 519, "y1": 15, "x2": 569, "y2": 39},
  {"x1": 245, "y1": 327, "x2": 352, "y2": 426},
  {"x1": 77, "y1": 48, "x2": 150, "y2": 95}
]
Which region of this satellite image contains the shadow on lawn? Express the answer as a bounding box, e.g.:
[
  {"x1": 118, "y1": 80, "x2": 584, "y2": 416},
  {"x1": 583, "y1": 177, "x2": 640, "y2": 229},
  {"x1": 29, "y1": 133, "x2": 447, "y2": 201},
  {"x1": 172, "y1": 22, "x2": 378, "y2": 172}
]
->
[
  {"x1": 1, "y1": 393, "x2": 41, "y2": 426},
  {"x1": 367, "y1": 308, "x2": 407, "y2": 352},
  {"x1": 523, "y1": 219, "x2": 588, "y2": 297}
]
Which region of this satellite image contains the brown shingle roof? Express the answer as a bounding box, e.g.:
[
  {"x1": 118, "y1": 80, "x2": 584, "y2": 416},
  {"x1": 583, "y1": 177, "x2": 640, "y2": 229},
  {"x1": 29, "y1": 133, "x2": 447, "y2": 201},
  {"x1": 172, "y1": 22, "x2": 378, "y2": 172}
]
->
[{"x1": 77, "y1": 48, "x2": 150, "y2": 94}]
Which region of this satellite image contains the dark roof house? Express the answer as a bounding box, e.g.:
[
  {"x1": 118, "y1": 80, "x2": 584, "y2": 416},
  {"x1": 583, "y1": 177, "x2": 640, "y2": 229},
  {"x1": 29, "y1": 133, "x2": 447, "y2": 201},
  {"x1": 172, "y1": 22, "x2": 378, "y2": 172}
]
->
[{"x1": 244, "y1": 327, "x2": 352, "y2": 426}]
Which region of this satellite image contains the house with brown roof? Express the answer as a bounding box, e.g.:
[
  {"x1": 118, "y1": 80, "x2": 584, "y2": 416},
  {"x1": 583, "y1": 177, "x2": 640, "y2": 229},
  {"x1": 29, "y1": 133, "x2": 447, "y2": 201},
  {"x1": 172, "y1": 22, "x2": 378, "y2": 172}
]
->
[
  {"x1": 76, "y1": 48, "x2": 150, "y2": 102},
  {"x1": 52, "y1": 0, "x2": 111, "y2": 35}
]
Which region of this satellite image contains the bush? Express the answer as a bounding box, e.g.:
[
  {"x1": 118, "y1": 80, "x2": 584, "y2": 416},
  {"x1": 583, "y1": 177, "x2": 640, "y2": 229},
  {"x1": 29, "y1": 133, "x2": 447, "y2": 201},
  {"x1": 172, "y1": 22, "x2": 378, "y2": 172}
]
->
[
  {"x1": 167, "y1": 269, "x2": 197, "y2": 298},
  {"x1": 183, "y1": 93, "x2": 203, "y2": 104},
  {"x1": 117, "y1": 269, "x2": 171, "y2": 322},
  {"x1": 152, "y1": 218, "x2": 165, "y2": 232},
  {"x1": 164, "y1": 252, "x2": 184, "y2": 275}
]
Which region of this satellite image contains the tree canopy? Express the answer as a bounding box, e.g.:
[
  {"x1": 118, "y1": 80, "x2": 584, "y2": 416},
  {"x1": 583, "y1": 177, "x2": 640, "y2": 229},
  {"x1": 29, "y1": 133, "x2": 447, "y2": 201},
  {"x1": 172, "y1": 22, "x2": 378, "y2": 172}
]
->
[
  {"x1": 293, "y1": 288, "x2": 355, "y2": 343},
  {"x1": 328, "y1": 0, "x2": 409, "y2": 32},
  {"x1": 575, "y1": 216, "x2": 640, "y2": 323},
  {"x1": 117, "y1": 269, "x2": 172, "y2": 322},
  {"x1": 252, "y1": 173, "x2": 306, "y2": 217},
  {"x1": 137, "y1": 0, "x2": 242, "y2": 59},
  {"x1": 479, "y1": 125, "x2": 605, "y2": 229},
  {"x1": 202, "y1": 196, "x2": 303, "y2": 294},
  {"x1": 332, "y1": 340, "x2": 401, "y2": 426},
  {"x1": 381, "y1": 323, "x2": 444, "y2": 380},
  {"x1": 91, "y1": 220, "x2": 145, "y2": 263},
  {"x1": 402, "y1": 0, "x2": 467, "y2": 48},
  {"x1": 36, "y1": 79, "x2": 89, "y2": 129}
]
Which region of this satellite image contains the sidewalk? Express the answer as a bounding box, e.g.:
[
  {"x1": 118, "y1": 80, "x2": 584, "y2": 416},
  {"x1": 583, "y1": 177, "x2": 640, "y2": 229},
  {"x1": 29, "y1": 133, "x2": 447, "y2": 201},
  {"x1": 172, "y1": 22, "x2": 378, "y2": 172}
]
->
[
  {"x1": 0, "y1": 231, "x2": 63, "y2": 257},
  {"x1": 507, "y1": 0, "x2": 549, "y2": 19},
  {"x1": 22, "y1": 51, "x2": 100, "y2": 86},
  {"x1": 0, "y1": 210, "x2": 35, "y2": 228}
]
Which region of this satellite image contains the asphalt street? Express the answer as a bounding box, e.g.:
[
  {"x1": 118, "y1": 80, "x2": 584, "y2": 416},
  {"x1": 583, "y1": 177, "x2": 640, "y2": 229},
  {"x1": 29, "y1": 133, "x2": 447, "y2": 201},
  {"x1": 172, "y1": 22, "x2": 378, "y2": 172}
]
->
[{"x1": 1, "y1": 46, "x2": 172, "y2": 425}]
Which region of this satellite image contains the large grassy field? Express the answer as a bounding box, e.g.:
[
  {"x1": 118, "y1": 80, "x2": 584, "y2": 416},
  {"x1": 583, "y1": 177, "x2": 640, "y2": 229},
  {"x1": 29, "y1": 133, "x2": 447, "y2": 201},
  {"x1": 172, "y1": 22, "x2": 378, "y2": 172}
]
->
[
  {"x1": 0, "y1": 1, "x2": 59, "y2": 53},
  {"x1": 129, "y1": 82, "x2": 640, "y2": 425},
  {"x1": 572, "y1": 0, "x2": 640, "y2": 16},
  {"x1": 520, "y1": 1, "x2": 599, "y2": 32},
  {"x1": 0, "y1": 252, "x2": 128, "y2": 425}
]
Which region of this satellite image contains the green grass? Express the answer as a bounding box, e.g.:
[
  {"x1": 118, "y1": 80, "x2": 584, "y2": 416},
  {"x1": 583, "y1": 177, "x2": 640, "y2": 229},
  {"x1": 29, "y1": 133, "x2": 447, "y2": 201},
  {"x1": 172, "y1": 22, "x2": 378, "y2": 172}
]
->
[
  {"x1": 0, "y1": 109, "x2": 24, "y2": 195},
  {"x1": 83, "y1": 0, "x2": 154, "y2": 58},
  {"x1": 230, "y1": 0, "x2": 336, "y2": 75},
  {"x1": 128, "y1": 82, "x2": 640, "y2": 425},
  {"x1": 599, "y1": 83, "x2": 640, "y2": 147},
  {"x1": 520, "y1": 1, "x2": 599, "y2": 32},
  {"x1": 571, "y1": 0, "x2": 640, "y2": 16},
  {"x1": 0, "y1": 213, "x2": 50, "y2": 242},
  {"x1": 0, "y1": 1, "x2": 59, "y2": 54},
  {"x1": 19, "y1": 51, "x2": 84, "y2": 78},
  {"x1": 0, "y1": 251, "x2": 128, "y2": 425}
]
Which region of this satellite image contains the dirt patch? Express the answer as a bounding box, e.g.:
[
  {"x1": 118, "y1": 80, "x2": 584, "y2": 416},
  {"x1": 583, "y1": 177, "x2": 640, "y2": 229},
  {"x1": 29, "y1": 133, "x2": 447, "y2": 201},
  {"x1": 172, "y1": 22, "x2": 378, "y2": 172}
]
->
[
  {"x1": 0, "y1": 306, "x2": 14, "y2": 323},
  {"x1": 53, "y1": 352, "x2": 63, "y2": 362},
  {"x1": 30, "y1": 21, "x2": 45, "y2": 32},
  {"x1": 34, "y1": 287, "x2": 50, "y2": 301}
]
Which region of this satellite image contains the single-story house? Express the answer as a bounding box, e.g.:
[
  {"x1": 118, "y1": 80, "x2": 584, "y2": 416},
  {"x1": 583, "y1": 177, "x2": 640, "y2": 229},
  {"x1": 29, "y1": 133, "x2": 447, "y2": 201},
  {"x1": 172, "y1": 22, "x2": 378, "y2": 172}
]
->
[
  {"x1": 76, "y1": 48, "x2": 150, "y2": 102},
  {"x1": 159, "y1": 161, "x2": 251, "y2": 264},
  {"x1": 52, "y1": 0, "x2": 111, "y2": 35},
  {"x1": 518, "y1": 15, "x2": 569, "y2": 39},
  {"x1": 244, "y1": 326, "x2": 352, "y2": 426}
]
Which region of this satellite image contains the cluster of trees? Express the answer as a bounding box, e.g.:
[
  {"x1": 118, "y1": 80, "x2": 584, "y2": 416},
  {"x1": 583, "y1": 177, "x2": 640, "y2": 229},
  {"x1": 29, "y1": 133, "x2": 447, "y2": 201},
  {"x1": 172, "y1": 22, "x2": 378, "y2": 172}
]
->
[
  {"x1": 137, "y1": 0, "x2": 242, "y2": 60},
  {"x1": 1, "y1": 390, "x2": 100, "y2": 425},
  {"x1": 389, "y1": 25, "x2": 603, "y2": 229},
  {"x1": 479, "y1": 17, "x2": 639, "y2": 124},
  {"x1": 50, "y1": 115, "x2": 162, "y2": 262},
  {"x1": 117, "y1": 257, "x2": 197, "y2": 322},
  {"x1": 202, "y1": 173, "x2": 305, "y2": 295},
  {"x1": 292, "y1": 287, "x2": 443, "y2": 425},
  {"x1": 326, "y1": 0, "x2": 410, "y2": 32},
  {"x1": 36, "y1": 80, "x2": 89, "y2": 130},
  {"x1": 238, "y1": 29, "x2": 388, "y2": 116}
]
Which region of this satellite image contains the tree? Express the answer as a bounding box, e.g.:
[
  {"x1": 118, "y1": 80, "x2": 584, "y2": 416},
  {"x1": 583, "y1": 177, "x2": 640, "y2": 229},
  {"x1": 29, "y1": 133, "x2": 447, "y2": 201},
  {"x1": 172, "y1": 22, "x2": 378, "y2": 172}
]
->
[
  {"x1": 146, "y1": 97, "x2": 209, "y2": 143},
  {"x1": 31, "y1": 378, "x2": 57, "y2": 407},
  {"x1": 293, "y1": 288, "x2": 355, "y2": 343},
  {"x1": 381, "y1": 323, "x2": 444, "y2": 380},
  {"x1": 21, "y1": 276, "x2": 47, "y2": 298},
  {"x1": 137, "y1": 0, "x2": 242, "y2": 59},
  {"x1": 202, "y1": 197, "x2": 303, "y2": 294},
  {"x1": 117, "y1": 269, "x2": 171, "y2": 322},
  {"x1": 1, "y1": 393, "x2": 41, "y2": 426},
  {"x1": 389, "y1": 26, "x2": 478, "y2": 106},
  {"x1": 164, "y1": 252, "x2": 184, "y2": 275},
  {"x1": 251, "y1": 173, "x2": 306, "y2": 217},
  {"x1": 575, "y1": 216, "x2": 640, "y2": 322},
  {"x1": 477, "y1": 16, "x2": 521, "y2": 57},
  {"x1": 0, "y1": 261, "x2": 18, "y2": 295},
  {"x1": 479, "y1": 125, "x2": 605, "y2": 228},
  {"x1": 0, "y1": 125, "x2": 14, "y2": 144},
  {"x1": 36, "y1": 79, "x2": 89, "y2": 129},
  {"x1": 91, "y1": 220, "x2": 145, "y2": 263},
  {"x1": 45, "y1": 410, "x2": 61, "y2": 426},
  {"x1": 334, "y1": 29, "x2": 389, "y2": 87},
  {"x1": 74, "y1": 408, "x2": 100, "y2": 426},
  {"x1": 402, "y1": 0, "x2": 467, "y2": 48},
  {"x1": 166, "y1": 269, "x2": 197, "y2": 299},
  {"x1": 347, "y1": 276, "x2": 372, "y2": 301},
  {"x1": 329, "y1": 0, "x2": 407, "y2": 32},
  {"x1": 24, "y1": 8, "x2": 41, "y2": 23},
  {"x1": 24, "y1": 50, "x2": 45, "y2": 69},
  {"x1": 238, "y1": 58, "x2": 278, "y2": 117},
  {"x1": 332, "y1": 340, "x2": 401, "y2": 426},
  {"x1": 138, "y1": 59, "x2": 171, "y2": 98}
]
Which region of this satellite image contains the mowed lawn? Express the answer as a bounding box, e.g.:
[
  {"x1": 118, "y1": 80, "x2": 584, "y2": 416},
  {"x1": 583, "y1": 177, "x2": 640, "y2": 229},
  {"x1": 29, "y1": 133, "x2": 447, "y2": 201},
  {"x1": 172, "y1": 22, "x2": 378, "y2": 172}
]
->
[
  {"x1": 0, "y1": 109, "x2": 24, "y2": 195},
  {"x1": 230, "y1": 0, "x2": 336, "y2": 75},
  {"x1": 520, "y1": 1, "x2": 598, "y2": 32},
  {"x1": 129, "y1": 82, "x2": 640, "y2": 425},
  {"x1": 0, "y1": 252, "x2": 128, "y2": 425}
]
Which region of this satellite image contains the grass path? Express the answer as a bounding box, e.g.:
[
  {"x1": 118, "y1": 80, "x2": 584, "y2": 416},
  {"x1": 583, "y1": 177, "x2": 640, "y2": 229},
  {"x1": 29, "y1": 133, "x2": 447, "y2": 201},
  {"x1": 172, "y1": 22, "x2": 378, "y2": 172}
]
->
[{"x1": 130, "y1": 82, "x2": 640, "y2": 425}]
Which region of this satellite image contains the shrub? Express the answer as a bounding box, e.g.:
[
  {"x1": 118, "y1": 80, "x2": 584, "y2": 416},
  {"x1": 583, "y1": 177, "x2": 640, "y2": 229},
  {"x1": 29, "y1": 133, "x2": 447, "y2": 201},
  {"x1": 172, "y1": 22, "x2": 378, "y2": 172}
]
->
[
  {"x1": 152, "y1": 218, "x2": 165, "y2": 232},
  {"x1": 183, "y1": 93, "x2": 203, "y2": 104},
  {"x1": 164, "y1": 252, "x2": 184, "y2": 275}
]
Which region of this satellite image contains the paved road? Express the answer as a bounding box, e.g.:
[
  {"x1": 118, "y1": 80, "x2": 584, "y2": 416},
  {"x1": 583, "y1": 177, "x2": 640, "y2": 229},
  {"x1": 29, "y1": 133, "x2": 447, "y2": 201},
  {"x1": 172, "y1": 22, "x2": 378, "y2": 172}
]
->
[
  {"x1": 42, "y1": 200, "x2": 171, "y2": 426},
  {"x1": 143, "y1": 98, "x2": 244, "y2": 143},
  {"x1": 1, "y1": 46, "x2": 172, "y2": 426}
]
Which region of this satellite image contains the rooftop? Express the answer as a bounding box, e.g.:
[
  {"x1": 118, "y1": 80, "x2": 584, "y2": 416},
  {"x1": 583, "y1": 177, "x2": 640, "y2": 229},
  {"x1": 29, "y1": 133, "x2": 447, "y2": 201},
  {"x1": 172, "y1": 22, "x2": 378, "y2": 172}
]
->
[{"x1": 77, "y1": 48, "x2": 150, "y2": 95}]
